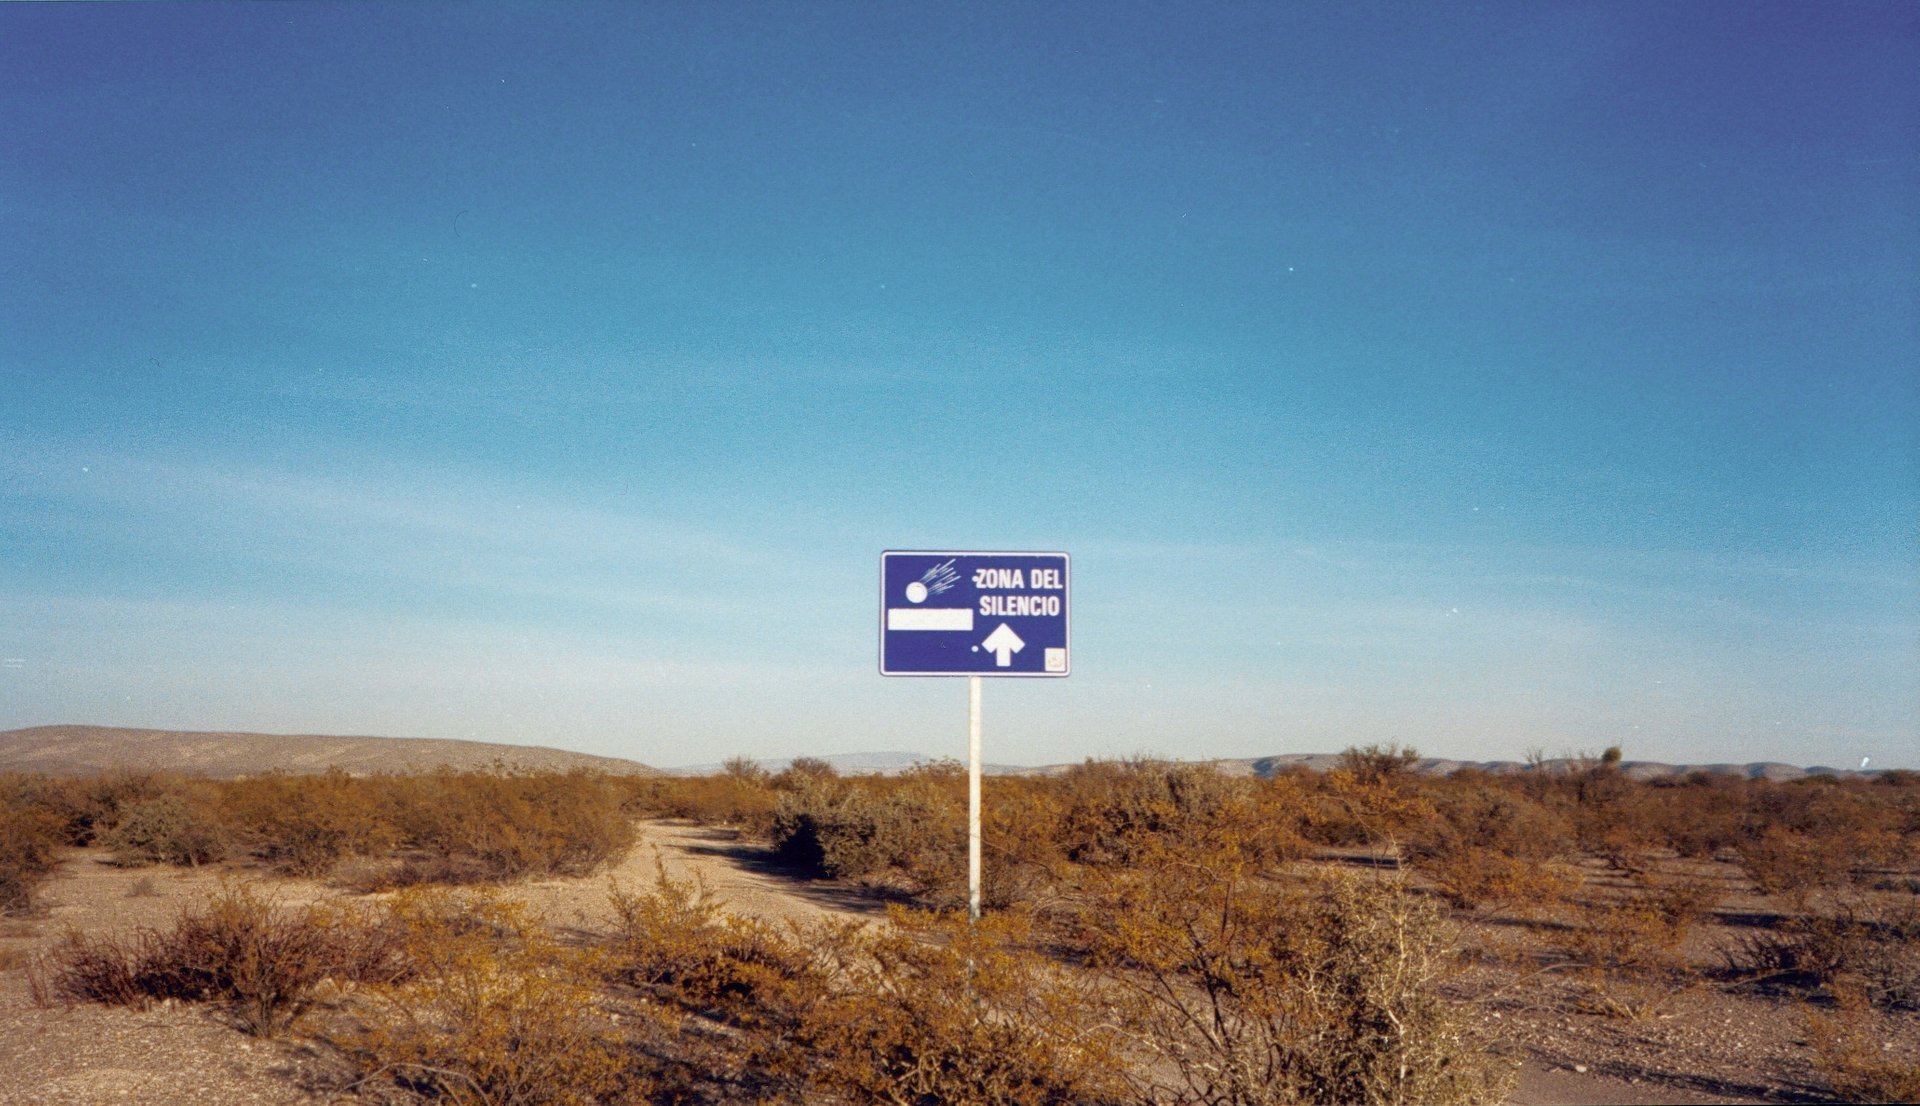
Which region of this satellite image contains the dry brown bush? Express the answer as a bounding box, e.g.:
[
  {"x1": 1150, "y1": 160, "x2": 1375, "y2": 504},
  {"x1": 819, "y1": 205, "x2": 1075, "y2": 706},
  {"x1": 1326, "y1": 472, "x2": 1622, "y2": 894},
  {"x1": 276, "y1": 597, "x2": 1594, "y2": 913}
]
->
[
  {"x1": 219, "y1": 770, "x2": 398, "y2": 876},
  {"x1": 39, "y1": 881, "x2": 406, "y2": 1036},
  {"x1": 1724, "y1": 893, "x2": 1920, "y2": 1010},
  {"x1": 1806, "y1": 986, "x2": 1920, "y2": 1103},
  {"x1": 361, "y1": 768, "x2": 635, "y2": 887},
  {"x1": 1053, "y1": 757, "x2": 1253, "y2": 865},
  {"x1": 1636, "y1": 774, "x2": 1747, "y2": 858},
  {"x1": 1307, "y1": 746, "x2": 1437, "y2": 851},
  {"x1": 1074, "y1": 832, "x2": 1513, "y2": 1106},
  {"x1": 45, "y1": 771, "x2": 176, "y2": 846},
  {"x1": 345, "y1": 888, "x2": 631, "y2": 1106},
  {"x1": 607, "y1": 862, "x2": 823, "y2": 1024},
  {"x1": 607, "y1": 864, "x2": 1129, "y2": 1104},
  {"x1": 1735, "y1": 825, "x2": 1858, "y2": 903},
  {"x1": 767, "y1": 774, "x2": 964, "y2": 892},
  {"x1": 637, "y1": 772, "x2": 780, "y2": 833},
  {"x1": 603, "y1": 865, "x2": 837, "y2": 1100},
  {"x1": 1408, "y1": 786, "x2": 1574, "y2": 910},
  {"x1": 101, "y1": 792, "x2": 230, "y2": 867},
  {"x1": 795, "y1": 907, "x2": 1130, "y2": 1106},
  {"x1": 0, "y1": 795, "x2": 64, "y2": 915},
  {"x1": 1553, "y1": 879, "x2": 1717, "y2": 976}
]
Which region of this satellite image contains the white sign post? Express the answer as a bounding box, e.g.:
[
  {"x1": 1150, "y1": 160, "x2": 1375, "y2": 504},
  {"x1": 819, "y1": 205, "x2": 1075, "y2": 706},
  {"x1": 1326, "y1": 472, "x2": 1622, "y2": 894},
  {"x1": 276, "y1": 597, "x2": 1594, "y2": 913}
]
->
[
  {"x1": 969, "y1": 674, "x2": 982, "y2": 919},
  {"x1": 879, "y1": 551, "x2": 1071, "y2": 921}
]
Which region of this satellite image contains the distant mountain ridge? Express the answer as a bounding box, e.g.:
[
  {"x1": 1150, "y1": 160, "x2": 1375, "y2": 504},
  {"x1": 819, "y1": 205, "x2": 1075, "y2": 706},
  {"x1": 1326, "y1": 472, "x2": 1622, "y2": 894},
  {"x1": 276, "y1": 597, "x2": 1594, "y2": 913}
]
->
[
  {"x1": 0, "y1": 725, "x2": 658, "y2": 778},
  {"x1": 673, "y1": 749, "x2": 1893, "y2": 782},
  {"x1": 0, "y1": 726, "x2": 1891, "y2": 783},
  {"x1": 1209, "y1": 753, "x2": 1888, "y2": 783}
]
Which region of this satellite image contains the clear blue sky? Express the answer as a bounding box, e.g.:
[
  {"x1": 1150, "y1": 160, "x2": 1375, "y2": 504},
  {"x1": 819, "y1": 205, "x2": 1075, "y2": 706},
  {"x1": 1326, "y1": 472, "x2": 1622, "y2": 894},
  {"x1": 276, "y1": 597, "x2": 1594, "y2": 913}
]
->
[{"x1": 4, "y1": 2, "x2": 1915, "y2": 769}]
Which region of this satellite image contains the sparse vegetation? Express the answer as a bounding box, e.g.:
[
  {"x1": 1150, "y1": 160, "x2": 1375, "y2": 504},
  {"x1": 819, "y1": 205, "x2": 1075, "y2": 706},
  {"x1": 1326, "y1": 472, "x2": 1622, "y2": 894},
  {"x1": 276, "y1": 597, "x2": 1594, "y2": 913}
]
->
[
  {"x1": 9, "y1": 751, "x2": 1919, "y2": 1103},
  {"x1": 0, "y1": 798, "x2": 63, "y2": 915},
  {"x1": 1806, "y1": 987, "x2": 1920, "y2": 1103},
  {"x1": 38, "y1": 881, "x2": 405, "y2": 1036},
  {"x1": 102, "y1": 792, "x2": 230, "y2": 867},
  {"x1": 1075, "y1": 834, "x2": 1514, "y2": 1106},
  {"x1": 345, "y1": 889, "x2": 630, "y2": 1106}
]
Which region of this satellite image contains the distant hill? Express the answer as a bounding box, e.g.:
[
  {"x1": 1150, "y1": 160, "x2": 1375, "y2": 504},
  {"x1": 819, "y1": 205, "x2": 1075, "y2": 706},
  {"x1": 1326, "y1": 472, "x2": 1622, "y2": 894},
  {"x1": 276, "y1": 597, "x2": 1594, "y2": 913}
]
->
[
  {"x1": 4, "y1": 727, "x2": 1887, "y2": 784},
  {"x1": 0, "y1": 724, "x2": 658, "y2": 778},
  {"x1": 784, "y1": 751, "x2": 1884, "y2": 782},
  {"x1": 667, "y1": 751, "x2": 1041, "y2": 776},
  {"x1": 1198, "y1": 753, "x2": 1884, "y2": 783}
]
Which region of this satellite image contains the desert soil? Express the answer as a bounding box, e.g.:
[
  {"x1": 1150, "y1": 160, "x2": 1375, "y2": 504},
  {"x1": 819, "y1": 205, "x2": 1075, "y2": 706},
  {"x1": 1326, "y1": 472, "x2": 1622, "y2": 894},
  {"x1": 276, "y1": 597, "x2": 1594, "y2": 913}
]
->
[{"x1": 0, "y1": 824, "x2": 1903, "y2": 1105}]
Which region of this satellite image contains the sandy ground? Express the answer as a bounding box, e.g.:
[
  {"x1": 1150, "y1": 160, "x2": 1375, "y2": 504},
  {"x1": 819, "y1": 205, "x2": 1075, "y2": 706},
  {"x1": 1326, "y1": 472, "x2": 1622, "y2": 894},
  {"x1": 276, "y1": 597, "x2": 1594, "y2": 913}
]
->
[
  {"x1": 2, "y1": 823, "x2": 1903, "y2": 1104},
  {"x1": 0, "y1": 823, "x2": 863, "y2": 1106}
]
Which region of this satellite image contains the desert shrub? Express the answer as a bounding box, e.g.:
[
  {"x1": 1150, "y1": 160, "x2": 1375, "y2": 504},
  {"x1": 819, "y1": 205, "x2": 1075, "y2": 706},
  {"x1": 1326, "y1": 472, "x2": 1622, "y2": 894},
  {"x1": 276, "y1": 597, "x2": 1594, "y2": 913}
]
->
[
  {"x1": 1734, "y1": 825, "x2": 1860, "y2": 904},
  {"x1": 795, "y1": 907, "x2": 1129, "y2": 1106},
  {"x1": 224, "y1": 768, "x2": 641, "y2": 886},
  {"x1": 977, "y1": 776, "x2": 1072, "y2": 893},
  {"x1": 1724, "y1": 894, "x2": 1920, "y2": 1010},
  {"x1": 50, "y1": 771, "x2": 176, "y2": 846},
  {"x1": 1553, "y1": 880, "x2": 1717, "y2": 975},
  {"x1": 219, "y1": 770, "x2": 398, "y2": 876},
  {"x1": 348, "y1": 888, "x2": 629, "y2": 1106},
  {"x1": 375, "y1": 768, "x2": 636, "y2": 886},
  {"x1": 1338, "y1": 742, "x2": 1424, "y2": 785},
  {"x1": 1641, "y1": 777, "x2": 1746, "y2": 859},
  {"x1": 1310, "y1": 760, "x2": 1437, "y2": 852},
  {"x1": 776, "y1": 756, "x2": 839, "y2": 785},
  {"x1": 1076, "y1": 838, "x2": 1513, "y2": 1106},
  {"x1": 607, "y1": 863, "x2": 823, "y2": 1022},
  {"x1": 40, "y1": 882, "x2": 406, "y2": 1036},
  {"x1": 1806, "y1": 987, "x2": 1920, "y2": 1103},
  {"x1": 1549, "y1": 878, "x2": 1716, "y2": 1020},
  {"x1": 767, "y1": 775, "x2": 962, "y2": 888},
  {"x1": 0, "y1": 802, "x2": 64, "y2": 915},
  {"x1": 101, "y1": 794, "x2": 229, "y2": 867},
  {"x1": 604, "y1": 865, "x2": 837, "y2": 1098},
  {"x1": 1408, "y1": 787, "x2": 1573, "y2": 909},
  {"x1": 641, "y1": 771, "x2": 779, "y2": 833},
  {"x1": 1053, "y1": 758, "x2": 1254, "y2": 866},
  {"x1": 607, "y1": 866, "x2": 1128, "y2": 1105}
]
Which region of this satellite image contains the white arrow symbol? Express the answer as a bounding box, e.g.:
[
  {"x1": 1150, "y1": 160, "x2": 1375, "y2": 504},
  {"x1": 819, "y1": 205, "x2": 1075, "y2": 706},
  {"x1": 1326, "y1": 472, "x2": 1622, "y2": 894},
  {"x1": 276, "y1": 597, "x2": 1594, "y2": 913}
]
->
[{"x1": 980, "y1": 623, "x2": 1025, "y2": 667}]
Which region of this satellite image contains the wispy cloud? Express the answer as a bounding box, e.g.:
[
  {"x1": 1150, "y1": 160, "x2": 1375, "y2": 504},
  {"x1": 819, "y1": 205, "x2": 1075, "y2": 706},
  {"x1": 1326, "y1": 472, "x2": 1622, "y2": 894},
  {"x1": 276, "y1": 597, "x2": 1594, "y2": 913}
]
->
[{"x1": 4, "y1": 442, "x2": 791, "y2": 613}]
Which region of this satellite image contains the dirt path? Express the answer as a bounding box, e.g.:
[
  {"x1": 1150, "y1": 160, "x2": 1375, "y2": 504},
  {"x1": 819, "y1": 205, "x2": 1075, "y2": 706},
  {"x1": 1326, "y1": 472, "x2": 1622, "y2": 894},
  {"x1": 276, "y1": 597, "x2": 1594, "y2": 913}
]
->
[
  {"x1": 510, "y1": 819, "x2": 883, "y2": 934},
  {"x1": 0, "y1": 822, "x2": 873, "y2": 1106}
]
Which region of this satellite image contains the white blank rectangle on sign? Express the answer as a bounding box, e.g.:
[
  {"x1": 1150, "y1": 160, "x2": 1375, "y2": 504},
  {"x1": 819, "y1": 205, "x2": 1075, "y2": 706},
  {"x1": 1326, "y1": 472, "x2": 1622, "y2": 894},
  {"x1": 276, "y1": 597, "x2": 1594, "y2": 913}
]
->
[{"x1": 887, "y1": 607, "x2": 975, "y2": 631}]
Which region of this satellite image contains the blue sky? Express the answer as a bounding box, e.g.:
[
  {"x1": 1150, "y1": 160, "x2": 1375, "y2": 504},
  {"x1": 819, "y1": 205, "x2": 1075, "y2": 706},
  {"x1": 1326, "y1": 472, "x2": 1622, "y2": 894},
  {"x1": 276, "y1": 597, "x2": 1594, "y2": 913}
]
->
[{"x1": 4, "y1": 2, "x2": 1915, "y2": 769}]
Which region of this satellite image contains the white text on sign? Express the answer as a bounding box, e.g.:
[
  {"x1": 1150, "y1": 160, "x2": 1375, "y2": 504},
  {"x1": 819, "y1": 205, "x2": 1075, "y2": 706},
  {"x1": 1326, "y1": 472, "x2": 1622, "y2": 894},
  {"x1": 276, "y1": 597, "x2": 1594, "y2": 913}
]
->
[
  {"x1": 970, "y1": 567, "x2": 1065, "y2": 590},
  {"x1": 971, "y1": 565, "x2": 1065, "y2": 618}
]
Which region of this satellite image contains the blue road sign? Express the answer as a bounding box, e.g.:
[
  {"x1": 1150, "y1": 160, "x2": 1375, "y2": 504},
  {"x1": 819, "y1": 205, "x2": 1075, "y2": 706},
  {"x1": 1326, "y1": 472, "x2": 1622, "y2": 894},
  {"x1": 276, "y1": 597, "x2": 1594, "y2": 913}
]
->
[{"x1": 880, "y1": 551, "x2": 1070, "y2": 677}]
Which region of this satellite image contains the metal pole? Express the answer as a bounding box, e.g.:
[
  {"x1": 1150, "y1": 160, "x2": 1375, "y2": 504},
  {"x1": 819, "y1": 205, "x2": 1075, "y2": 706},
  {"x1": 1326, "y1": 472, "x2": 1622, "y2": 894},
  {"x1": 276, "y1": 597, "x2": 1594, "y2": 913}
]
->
[{"x1": 968, "y1": 673, "x2": 982, "y2": 922}]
